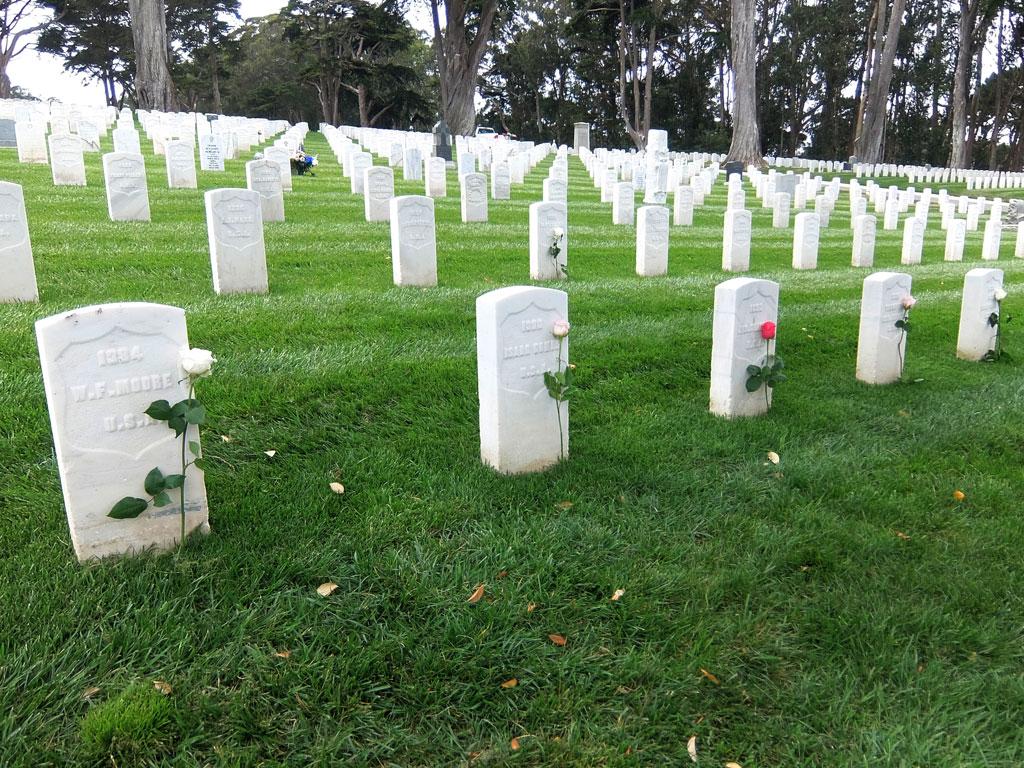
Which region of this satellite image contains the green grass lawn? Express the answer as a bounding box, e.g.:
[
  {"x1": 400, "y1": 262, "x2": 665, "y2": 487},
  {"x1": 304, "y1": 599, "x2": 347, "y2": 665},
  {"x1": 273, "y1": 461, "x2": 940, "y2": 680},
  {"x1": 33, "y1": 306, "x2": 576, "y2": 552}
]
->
[{"x1": 2, "y1": 131, "x2": 1024, "y2": 766}]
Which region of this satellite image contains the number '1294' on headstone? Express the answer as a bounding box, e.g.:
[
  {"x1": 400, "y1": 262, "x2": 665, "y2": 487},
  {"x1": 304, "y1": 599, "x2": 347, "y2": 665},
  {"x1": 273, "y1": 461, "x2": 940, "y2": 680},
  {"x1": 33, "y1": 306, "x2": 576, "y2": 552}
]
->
[{"x1": 35, "y1": 303, "x2": 210, "y2": 561}]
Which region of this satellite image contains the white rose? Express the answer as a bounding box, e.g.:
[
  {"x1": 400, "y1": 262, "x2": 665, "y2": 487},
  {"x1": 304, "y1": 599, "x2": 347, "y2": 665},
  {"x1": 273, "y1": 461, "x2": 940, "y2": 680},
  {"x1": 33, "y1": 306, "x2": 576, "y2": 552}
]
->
[
  {"x1": 551, "y1": 227, "x2": 564, "y2": 240},
  {"x1": 179, "y1": 347, "x2": 216, "y2": 379},
  {"x1": 994, "y1": 288, "x2": 1008, "y2": 302}
]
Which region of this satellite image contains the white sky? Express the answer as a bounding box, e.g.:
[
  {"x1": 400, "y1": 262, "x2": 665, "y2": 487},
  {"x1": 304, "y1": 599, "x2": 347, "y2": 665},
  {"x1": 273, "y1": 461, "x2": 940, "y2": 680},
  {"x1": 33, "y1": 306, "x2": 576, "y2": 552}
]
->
[{"x1": 8, "y1": 0, "x2": 290, "y2": 105}]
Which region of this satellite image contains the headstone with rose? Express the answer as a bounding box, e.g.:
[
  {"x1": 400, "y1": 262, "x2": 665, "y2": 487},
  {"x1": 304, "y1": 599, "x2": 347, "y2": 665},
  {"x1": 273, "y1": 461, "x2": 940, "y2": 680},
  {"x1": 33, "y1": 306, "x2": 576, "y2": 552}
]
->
[
  {"x1": 956, "y1": 268, "x2": 1005, "y2": 361},
  {"x1": 476, "y1": 286, "x2": 569, "y2": 474},
  {"x1": 856, "y1": 272, "x2": 914, "y2": 385},
  {"x1": 35, "y1": 302, "x2": 211, "y2": 561},
  {"x1": 709, "y1": 277, "x2": 781, "y2": 418},
  {"x1": 390, "y1": 195, "x2": 437, "y2": 287},
  {"x1": 0, "y1": 181, "x2": 38, "y2": 303},
  {"x1": 528, "y1": 201, "x2": 567, "y2": 281},
  {"x1": 204, "y1": 188, "x2": 268, "y2": 294}
]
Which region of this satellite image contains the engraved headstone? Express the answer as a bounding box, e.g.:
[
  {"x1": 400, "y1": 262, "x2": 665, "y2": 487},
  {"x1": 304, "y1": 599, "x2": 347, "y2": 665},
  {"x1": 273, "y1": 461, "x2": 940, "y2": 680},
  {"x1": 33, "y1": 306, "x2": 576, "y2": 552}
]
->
[
  {"x1": 460, "y1": 172, "x2": 488, "y2": 223},
  {"x1": 709, "y1": 277, "x2": 780, "y2": 418},
  {"x1": 48, "y1": 134, "x2": 86, "y2": 186},
  {"x1": 982, "y1": 217, "x2": 1001, "y2": 261},
  {"x1": 403, "y1": 146, "x2": 422, "y2": 181},
  {"x1": 674, "y1": 186, "x2": 694, "y2": 226},
  {"x1": 945, "y1": 219, "x2": 966, "y2": 261},
  {"x1": 573, "y1": 122, "x2": 590, "y2": 152},
  {"x1": 722, "y1": 208, "x2": 752, "y2": 272},
  {"x1": 529, "y1": 201, "x2": 568, "y2": 280},
  {"x1": 542, "y1": 178, "x2": 567, "y2": 205},
  {"x1": 165, "y1": 140, "x2": 197, "y2": 189},
  {"x1": 852, "y1": 214, "x2": 876, "y2": 268},
  {"x1": 16, "y1": 122, "x2": 47, "y2": 163},
  {"x1": 245, "y1": 159, "x2": 285, "y2": 222},
  {"x1": 263, "y1": 147, "x2": 292, "y2": 191},
  {"x1": 390, "y1": 195, "x2": 437, "y2": 286},
  {"x1": 363, "y1": 166, "x2": 395, "y2": 222},
  {"x1": 426, "y1": 157, "x2": 447, "y2": 198},
  {"x1": 856, "y1": 271, "x2": 912, "y2": 384},
  {"x1": 636, "y1": 205, "x2": 669, "y2": 276},
  {"x1": 956, "y1": 268, "x2": 1003, "y2": 360},
  {"x1": 901, "y1": 216, "x2": 924, "y2": 265},
  {"x1": 102, "y1": 152, "x2": 150, "y2": 221},
  {"x1": 792, "y1": 211, "x2": 819, "y2": 270},
  {"x1": 0, "y1": 181, "x2": 38, "y2": 302},
  {"x1": 204, "y1": 188, "x2": 268, "y2": 294},
  {"x1": 772, "y1": 192, "x2": 791, "y2": 228},
  {"x1": 491, "y1": 162, "x2": 510, "y2": 200},
  {"x1": 477, "y1": 286, "x2": 569, "y2": 474},
  {"x1": 35, "y1": 303, "x2": 210, "y2": 561},
  {"x1": 350, "y1": 152, "x2": 372, "y2": 195},
  {"x1": 612, "y1": 182, "x2": 634, "y2": 225},
  {"x1": 199, "y1": 133, "x2": 224, "y2": 171}
]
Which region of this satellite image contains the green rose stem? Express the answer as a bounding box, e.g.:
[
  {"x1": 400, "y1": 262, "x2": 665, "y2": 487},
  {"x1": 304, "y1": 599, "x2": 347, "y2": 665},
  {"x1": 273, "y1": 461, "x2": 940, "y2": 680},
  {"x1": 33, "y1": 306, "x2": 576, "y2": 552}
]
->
[
  {"x1": 178, "y1": 381, "x2": 194, "y2": 549},
  {"x1": 763, "y1": 337, "x2": 770, "y2": 411},
  {"x1": 555, "y1": 338, "x2": 565, "y2": 461},
  {"x1": 896, "y1": 309, "x2": 908, "y2": 379}
]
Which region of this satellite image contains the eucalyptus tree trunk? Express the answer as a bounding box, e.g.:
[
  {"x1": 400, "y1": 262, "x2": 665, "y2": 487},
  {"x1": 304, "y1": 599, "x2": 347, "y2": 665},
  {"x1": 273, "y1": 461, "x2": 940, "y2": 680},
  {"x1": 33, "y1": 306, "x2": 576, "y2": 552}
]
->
[
  {"x1": 949, "y1": 0, "x2": 978, "y2": 168},
  {"x1": 855, "y1": 0, "x2": 906, "y2": 163},
  {"x1": 430, "y1": 0, "x2": 497, "y2": 136},
  {"x1": 725, "y1": 0, "x2": 763, "y2": 167},
  {"x1": 127, "y1": 0, "x2": 177, "y2": 110}
]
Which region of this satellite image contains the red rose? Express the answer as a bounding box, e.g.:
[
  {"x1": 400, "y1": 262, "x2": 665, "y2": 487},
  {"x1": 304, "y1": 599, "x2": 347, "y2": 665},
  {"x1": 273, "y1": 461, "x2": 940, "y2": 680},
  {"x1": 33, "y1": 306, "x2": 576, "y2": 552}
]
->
[{"x1": 760, "y1": 321, "x2": 777, "y2": 340}]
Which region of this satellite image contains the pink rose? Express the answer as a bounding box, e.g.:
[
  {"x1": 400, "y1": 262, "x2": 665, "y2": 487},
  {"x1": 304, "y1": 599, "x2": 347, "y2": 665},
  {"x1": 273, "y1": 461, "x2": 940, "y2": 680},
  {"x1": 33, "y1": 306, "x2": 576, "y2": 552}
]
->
[
  {"x1": 901, "y1": 295, "x2": 917, "y2": 309},
  {"x1": 552, "y1": 319, "x2": 570, "y2": 338}
]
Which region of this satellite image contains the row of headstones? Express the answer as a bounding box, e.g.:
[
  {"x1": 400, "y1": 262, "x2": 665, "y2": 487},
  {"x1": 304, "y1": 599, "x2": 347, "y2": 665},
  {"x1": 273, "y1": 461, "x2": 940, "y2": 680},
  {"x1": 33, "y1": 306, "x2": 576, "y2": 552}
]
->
[{"x1": 32, "y1": 266, "x2": 1006, "y2": 561}]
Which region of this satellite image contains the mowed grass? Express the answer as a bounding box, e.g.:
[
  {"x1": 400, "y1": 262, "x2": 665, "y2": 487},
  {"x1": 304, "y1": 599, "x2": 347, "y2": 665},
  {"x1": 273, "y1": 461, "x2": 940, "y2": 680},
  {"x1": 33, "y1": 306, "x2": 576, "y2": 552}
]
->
[{"x1": 2, "y1": 131, "x2": 1024, "y2": 767}]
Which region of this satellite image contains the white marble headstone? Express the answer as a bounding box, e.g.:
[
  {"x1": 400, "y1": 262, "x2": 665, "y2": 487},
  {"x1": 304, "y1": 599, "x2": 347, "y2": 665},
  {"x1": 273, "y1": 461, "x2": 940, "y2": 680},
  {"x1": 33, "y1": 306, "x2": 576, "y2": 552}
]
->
[
  {"x1": 477, "y1": 286, "x2": 568, "y2": 474},
  {"x1": 491, "y1": 162, "x2": 510, "y2": 200},
  {"x1": 0, "y1": 181, "x2": 38, "y2": 302},
  {"x1": 636, "y1": 205, "x2": 669, "y2": 276},
  {"x1": 390, "y1": 195, "x2": 437, "y2": 286},
  {"x1": 350, "y1": 152, "x2": 372, "y2": 195},
  {"x1": 165, "y1": 140, "x2": 197, "y2": 189},
  {"x1": 529, "y1": 201, "x2": 568, "y2": 280},
  {"x1": 460, "y1": 172, "x2": 488, "y2": 223},
  {"x1": 956, "y1": 268, "x2": 1003, "y2": 360},
  {"x1": 16, "y1": 122, "x2": 47, "y2": 163},
  {"x1": 102, "y1": 153, "x2": 151, "y2": 221},
  {"x1": 426, "y1": 157, "x2": 447, "y2": 198},
  {"x1": 612, "y1": 182, "x2": 634, "y2": 225},
  {"x1": 722, "y1": 208, "x2": 752, "y2": 272},
  {"x1": 901, "y1": 217, "x2": 924, "y2": 265},
  {"x1": 673, "y1": 186, "x2": 694, "y2": 226},
  {"x1": 204, "y1": 188, "x2": 268, "y2": 294},
  {"x1": 245, "y1": 159, "x2": 285, "y2": 222},
  {"x1": 945, "y1": 219, "x2": 966, "y2": 261},
  {"x1": 792, "y1": 211, "x2": 819, "y2": 270},
  {"x1": 35, "y1": 303, "x2": 210, "y2": 561},
  {"x1": 982, "y1": 218, "x2": 1001, "y2": 261},
  {"x1": 852, "y1": 214, "x2": 876, "y2": 268},
  {"x1": 49, "y1": 134, "x2": 86, "y2": 186},
  {"x1": 199, "y1": 134, "x2": 225, "y2": 171},
  {"x1": 364, "y1": 166, "x2": 395, "y2": 222},
  {"x1": 856, "y1": 271, "x2": 912, "y2": 384},
  {"x1": 710, "y1": 277, "x2": 780, "y2": 418}
]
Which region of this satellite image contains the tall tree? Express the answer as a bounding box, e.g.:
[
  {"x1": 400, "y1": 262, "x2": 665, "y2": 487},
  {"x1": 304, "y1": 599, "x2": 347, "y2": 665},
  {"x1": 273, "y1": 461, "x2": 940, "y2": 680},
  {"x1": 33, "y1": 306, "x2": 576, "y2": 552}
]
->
[
  {"x1": 854, "y1": 0, "x2": 907, "y2": 163},
  {"x1": 1, "y1": 0, "x2": 59, "y2": 98},
  {"x1": 430, "y1": 0, "x2": 498, "y2": 135},
  {"x1": 128, "y1": 0, "x2": 177, "y2": 109},
  {"x1": 726, "y1": 0, "x2": 763, "y2": 165}
]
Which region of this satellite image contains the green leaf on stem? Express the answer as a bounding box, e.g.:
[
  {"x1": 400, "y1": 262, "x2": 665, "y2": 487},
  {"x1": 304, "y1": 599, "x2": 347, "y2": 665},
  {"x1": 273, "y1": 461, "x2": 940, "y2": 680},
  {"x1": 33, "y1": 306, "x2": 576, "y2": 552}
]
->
[
  {"x1": 193, "y1": 458, "x2": 209, "y2": 471},
  {"x1": 145, "y1": 400, "x2": 173, "y2": 421},
  {"x1": 188, "y1": 441, "x2": 201, "y2": 457},
  {"x1": 183, "y1": 400, "x2": 206, "y2": 425},
  {"x1": 163, "y1": 474, "x2": 185, "y2": 489},
  {"x1": 109, "y1": 497, "x2": 148, "y2": 519},
  {"x1": 153, "y1": 491, "x2": 172, "y2": 507},
  {"x1": 144, "y1": 467, "x2": 165, "y2": 496}
]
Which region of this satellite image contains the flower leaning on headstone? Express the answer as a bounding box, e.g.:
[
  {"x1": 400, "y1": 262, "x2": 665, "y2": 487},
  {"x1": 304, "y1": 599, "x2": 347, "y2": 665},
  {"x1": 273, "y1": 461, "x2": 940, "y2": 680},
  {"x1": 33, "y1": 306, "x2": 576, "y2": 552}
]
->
[
  {"x1": 984, "y1": 287, "x2": 1010, "y2": 362},
  {"x1": 544, "y1": 319, "x2": 573, "y2": 461},
  {"x1": 745, "y1": 321, "x2": 786, "y2": 410},
  {"x1": 549, "y1": 228, "x2": 568, "y2": 279},
  {"x1": 108, "y1": 347, "x2": 216, "y2": 550},
  {"x1": 895, "y1": 294, "x2": 916, "y2": 378}
]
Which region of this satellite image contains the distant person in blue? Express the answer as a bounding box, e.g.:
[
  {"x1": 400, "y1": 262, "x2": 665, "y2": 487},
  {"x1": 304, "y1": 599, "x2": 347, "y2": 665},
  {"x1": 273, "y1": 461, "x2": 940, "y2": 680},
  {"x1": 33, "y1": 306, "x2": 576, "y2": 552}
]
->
[{"x1": 291, "y1": 147, "x2": 318, "y2": 176}]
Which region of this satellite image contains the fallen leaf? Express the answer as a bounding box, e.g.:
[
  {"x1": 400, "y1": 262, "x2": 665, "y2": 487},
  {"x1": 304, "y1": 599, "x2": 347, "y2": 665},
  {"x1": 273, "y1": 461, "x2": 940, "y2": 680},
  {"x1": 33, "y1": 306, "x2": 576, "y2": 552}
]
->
[
  {"x1": 317, "y1": 581, "x2": 338, "y2": 597},
  {"x1": 611, "y1": 588, "x2": 625, "y2": 601},
  {"x1": 274, "y1": 650, "x2": 291, "y2": 659},
  {"x1": 153, "y1": 680, "x2": 172, "y2": 696},
  {"x1": 328, "y1": 482, "x2": 345, "y2": 494},
  {"x1": 700, "y1": 667, "x2": 721, "y2": 685},
  {"x1": 527, "y1": 602, "x2": 537, "y2": 613},
  {"x1": 766, "y1": 451, "x2": 780, "y2": 465},
  {"x1": 221, "y1": 434, "x2": 232, "y2": 442},
  {"x1": 548, "y1": 633, "x2": 567, "y2": 647},
  {"x1": 953, "y1": 489, "x2": 966, "y2": 502},
  {"x1": 264, "y1": 450, "x2": 277, "y2": 458},
  {"x1": 895, "y1": 530, "x2": 911, "y2": 541},
  {"x1": 898, "y1": 409, "x2": 910, "y2": 418},
  {"x1": 555, "y1": 500, "x2": 574, "y2": 510},
  {"x1": 500, "y1": 678, "x2": 518, "y2": 689},
  {"x1": 497, "y1": 570, "x2": 509, "y2": 579},
  {"x1": 468, "y1": 584, "x2": 485, "y2": 603},
  {"x1": 725, "y1": 763, "x2": 743, "y2": 768},
  {"x1": 510, "y1": 737, "x2": 521, "y2": 751},
  {"x1": 81, "y1": 686, "x2": 101, "y2": 700},
  {"x1": 687, "y1": 735, "x2": 698, "y2": 763}
]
